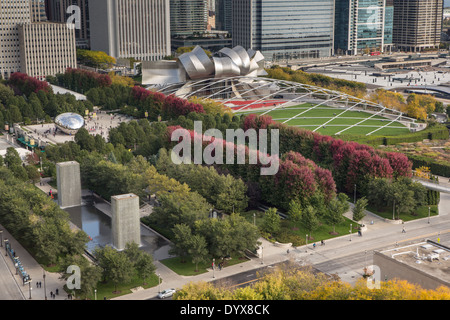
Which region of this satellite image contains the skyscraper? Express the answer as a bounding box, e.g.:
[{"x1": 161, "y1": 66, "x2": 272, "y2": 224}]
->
[
  {"x1": 89, "y1": 0, "x2": 171, "y2": 61},
  {"x1": 232, "y1": 0, "x2": 335, "y2": 61},
  {"x1": 334, "y1": 0, "x2": 391, "y2": 56},
  {"x1": 393, "y1": 0, "x2": 443, "y2": 52},
  {"x1": 215, "y1": 0, "x2": 232, "y2": 33},
  {"x1": 0, "y1": 0, "x2": 31, "y2": 79},
  {"x1": 45, "y1": 0, "x2": 90, "y2": 49},
  {"x1": 0, "y1": 0, "x2": 77, "y2": 79},
  {"x1": 19, "y1": 22, "x2": 77, "y2": 80},
  {"x1": 170, "y1": 0, "x2": 208, "y2": 37}
]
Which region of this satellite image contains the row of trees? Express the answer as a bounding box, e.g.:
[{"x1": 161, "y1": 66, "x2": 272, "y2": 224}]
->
[
  {"x1": 59, "y1": 243, "x2": 155, "y2": 299},
  {"x1": 0, "y1": 79, "x2": 93, "y2": 130},
  {"x1": 155, "y1": 148, "x2": 249, "y2": 214},
  {"x1": 47, "y1": 68, "x2": 112, "y2": 94},
  {"x1": 174, "y1": 264, "x2": 450, "y2": 300},
  {"x1": 370, "y1": 89, "x2": 445, "y2": 121},
  {"x1": 0, "y1": 166, "x2": 88, "y2": 266},
  {"x1": 170, "y1": 213, "x2": 259, "y2": 272},
  {"x1": 243, "y1": 113, "x2": 412, "y2": 195},
  {"x1": 366, "y1": 177, "x2": 431, "y2": 217}
]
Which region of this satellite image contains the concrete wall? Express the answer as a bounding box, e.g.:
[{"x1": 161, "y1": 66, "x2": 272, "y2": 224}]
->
[
  {"x1": 56, "y1": 161, "x2": 82, "y2": 208},
  {"x1": 373, "y1": 251, "x2": 449, "y2": 290},
  {"x1": 111, "y1": 193, "x2": 141, "y2": 250}
]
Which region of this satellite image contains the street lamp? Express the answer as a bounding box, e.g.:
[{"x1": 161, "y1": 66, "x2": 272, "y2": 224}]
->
[
  {"x1": 392, "y1": 200, "x2": 395, "y2": 220},
  {"x1": 261, "y1": 246, "x2": 264, "y2": 264},
  {"x1": 253, "y1": 213, "x2": 256, "y2": 226},
  {"x1": 212, "y1": 259, "x2": 215, "y2": 278},
  {"x1": 158, "y1": 274, "x2": 161, "y2": 293},
  {"x1": 43, "y1": 270, "x2": 47, "y2": 300},
  {"x1": 354, "y1": 184, "x2": 356, "y2": 203},
  {"x1": 428, "y1": 206, "x2": 430, "y2": 224},
  {"x1": 349, "y1": 224, "x2": 352, "y2": 241},
  {"x1": 305, "y1": 234, "x2": 308, "y2": 252}
]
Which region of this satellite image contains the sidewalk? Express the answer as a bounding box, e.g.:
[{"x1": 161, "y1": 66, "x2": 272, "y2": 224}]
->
[{"x1": 0, "y1": 224, "x2": 70, "y2": 300}]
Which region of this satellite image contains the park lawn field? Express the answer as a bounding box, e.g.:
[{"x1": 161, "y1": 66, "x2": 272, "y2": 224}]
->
[
  {"x1": 241, "y1": 209, "x2": 359, "y2": 246},
  {"x1": 235, "y1": 104, "x2": 410, "y2": 136},
  {"x1": 160, "y1": 253, "x2": 250, "y2": 276},
  {"x1": 71, "y1": 272, "x2": 160, "y2": 300},
  {"x1": 367, "y1": 204, "x2": 439, "y2": 222}
]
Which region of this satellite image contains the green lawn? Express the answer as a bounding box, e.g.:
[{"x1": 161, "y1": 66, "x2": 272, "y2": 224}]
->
[
  {"x1": 63, "y1": 272, "x2": 160, "y2": 300},
  {"x1": 367, "y1": 205, "x2": 439, "y2": 222},
  {"x1": 235, "y1": 104, "x2": 410, "y2": 136},
  {"x1": 241, "y1": 209, "x2": 358, "y2": 246},
  {"x1": 160, "y1": 254, "x2": 250, "y2": 276}
]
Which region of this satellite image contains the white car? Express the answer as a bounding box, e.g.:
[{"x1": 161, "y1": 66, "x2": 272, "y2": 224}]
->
[{"x1": 158, "y1": 288, "x2": 176, "y2": 299}]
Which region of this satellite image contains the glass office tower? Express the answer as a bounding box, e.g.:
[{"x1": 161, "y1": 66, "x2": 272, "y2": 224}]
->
[
  {"x1": 335, "y1": 0, "x2": 391, "y2": 55},
  {"x1": 170, "y1": 0, "x2": 208, "y2": 36},
  {"x1": 232, "y1": 0, "x2": 335, "y2": 61}
]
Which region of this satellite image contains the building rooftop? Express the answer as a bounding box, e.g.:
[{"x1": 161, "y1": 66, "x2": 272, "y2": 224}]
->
[{"x1": 378, "y1": 241, "x2": 450, "y2": 284}]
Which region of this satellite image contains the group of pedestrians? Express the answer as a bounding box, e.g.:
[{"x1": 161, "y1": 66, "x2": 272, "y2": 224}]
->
[{"x1": 36, "y1": 281, "x2": 62, "y2": 299}]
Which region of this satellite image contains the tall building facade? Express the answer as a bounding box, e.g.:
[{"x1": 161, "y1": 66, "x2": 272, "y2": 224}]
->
[
  {"x1": 334, "y1": 0, "x2": 392, "y2": 56},
  {"x1": 393, "y1": 0, "x2": 443, "y2": 52},
  {"x1": 89, "y1": 0, "x2": 171, "y2": 61},
  {"x1": 19, "y1": 22, "x2": 77, "y2": 80},
  {"x1": 0, "y1": 0, "x2": 32, "y2": 79},
  {"x1": 232, "y1": 0, "x2": 335, "y2": 61},
  {"x1": 170, "y1": 0, "x2": 208, "y2": 37},
  {"x1": 0, "y1": 0, "x2": 76, "y2": 80},
  {"x1": 31, "y1": 0, "x2": 48, "y2": 22},
  {"x1": 215, "y1": 0, "x2": 232, "y2": 33},
  {"x1": 45, "y1": 0, "x2": 90, "y2": 49}
]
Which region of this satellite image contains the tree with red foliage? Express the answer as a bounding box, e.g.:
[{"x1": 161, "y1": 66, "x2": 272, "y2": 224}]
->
[{"x1": 9, "y1": 73, "x2": 51, "y2": 96}]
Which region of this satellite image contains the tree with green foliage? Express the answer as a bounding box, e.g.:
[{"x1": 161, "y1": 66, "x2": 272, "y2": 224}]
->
[
  {"x1": 353, "y1": 197, "x2": 368, "y2": 222},
  {"x1": 302, "y1": 206, "x2": 320, "y2": 240},
  {"x1": 288, "y1": 200, "x2": 302, "y2": 223},
  {"x1": 263, "y1": 208, "x2": 281, "y2": 235},
  {"x1": 325, "y1": 198, "x2": 346, "y2": 234},
  {"x1": 94, "y1": 245, "x2": 134, "y2": 293},
  {"x1": 188, "y1": 234, "x2": 209, "y2": 272}
]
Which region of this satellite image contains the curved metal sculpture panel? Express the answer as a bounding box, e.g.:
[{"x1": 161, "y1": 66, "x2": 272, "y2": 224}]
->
[
  {"x1": 218, "y1": 47, "x2": 245, "y2": 72},
  {"x1": 143, "y1": 45, "x2": 267, "y2": 86},
  {"x1": 232, "y1": 46, "x2": 251, "y2": 75},
  {"x1": 55, "y1": 112, "x2": 85, "y2": 135},
  {"x1": 178, "y1": 46, "x2": 215, "y2": 80},
  {"x1": 213, "y1": 57, "x2": 241, "y2": 78}
]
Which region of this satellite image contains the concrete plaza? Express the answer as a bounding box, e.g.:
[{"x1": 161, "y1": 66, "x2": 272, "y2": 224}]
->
[{"x1": 20, "y1": 108, "x2": 132, "y2": 147}]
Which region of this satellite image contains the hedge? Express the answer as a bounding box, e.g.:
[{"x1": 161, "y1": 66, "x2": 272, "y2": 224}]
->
[{"x1": 408, "y1": 154, "x2": 450, "y2": 177}]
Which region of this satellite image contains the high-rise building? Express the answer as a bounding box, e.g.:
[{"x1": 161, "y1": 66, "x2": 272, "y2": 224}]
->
[
  {"x1": 170, "y1": 0, "x2": 208, "y2": 37},
  {"x1": 18, "y1": 22, "x2": 77, "y2": 80},
  {"x1": 215, "y1": 0, "x2": 232, "y2": 33},
  {"x1": 334, "y1": 0, "x2": 391, "y2": 56},
  {"x1": 0, "y1": 0, "x2": 32, "y2": 79},
  {"x1": 89, "y1": 0, "x2": 171, "y2": 61},
  {"x1": 0, "y1": 0, "x2": 77, "y2": 80},
  {"x1": 45, "y1": 0, "x2": 90, "y2": 49},
  {"x1": 393, "y1": 0, "x2": 443, "y2": 52},
  {"x1": 31, "y1": 0, "x2": 48, "y2": 22},
  {"x1": 232, "y1": 0, "x2": 335, "y2": 61}
]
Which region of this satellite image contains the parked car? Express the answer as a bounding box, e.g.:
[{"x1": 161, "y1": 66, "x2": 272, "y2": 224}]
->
[{"x1": 158, "y1": 288, "x2": 176, "y2": 299}]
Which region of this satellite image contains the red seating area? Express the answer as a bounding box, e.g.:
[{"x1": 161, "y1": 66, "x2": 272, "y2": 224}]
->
[{"x1": 225, "y1": 100, "x2": 287, "y2": 111}]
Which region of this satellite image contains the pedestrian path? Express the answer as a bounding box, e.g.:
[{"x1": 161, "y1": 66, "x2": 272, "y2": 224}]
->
[{"x1": 0, "y1": 224, "x2": 70, "y2": 300}]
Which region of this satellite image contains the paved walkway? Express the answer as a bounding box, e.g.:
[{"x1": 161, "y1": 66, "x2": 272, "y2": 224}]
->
[{"x1": 0, "y1": 224, "x2": 71, "y2": 300}]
